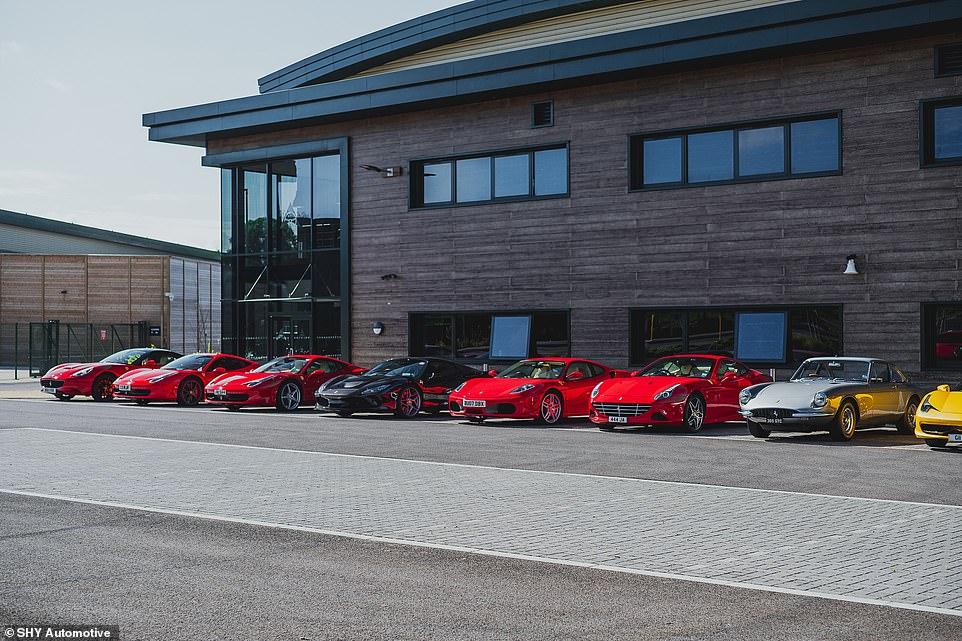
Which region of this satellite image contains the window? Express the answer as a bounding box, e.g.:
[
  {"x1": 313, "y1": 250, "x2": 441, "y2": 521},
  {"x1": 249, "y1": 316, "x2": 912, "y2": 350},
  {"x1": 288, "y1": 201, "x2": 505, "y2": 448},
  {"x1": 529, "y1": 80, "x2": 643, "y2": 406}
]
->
[
  {"x1": 532, "y1": 101, "x2": 554, "y2": 128},
  {"x1": 410, "y1": 145, "x2": 568, "y2": 208},
  {"x1": 410, "y1": 311, "x2": 570, "y2": 361},
  {"x1": 630, "y1": 113, "x2": 840, "y2": 189},
  {"x1": 630, "y1": 307, "x2": 841, "y2": 366},
  {"x1": 921, "y1": 303, "x2": 962, "y2": 369},
  {"x1": 935, "y1": 43, "x2": 962, "y2": 77},
  {"x1": 921, "y1": 98, "x2": 962, "y2": 166}
]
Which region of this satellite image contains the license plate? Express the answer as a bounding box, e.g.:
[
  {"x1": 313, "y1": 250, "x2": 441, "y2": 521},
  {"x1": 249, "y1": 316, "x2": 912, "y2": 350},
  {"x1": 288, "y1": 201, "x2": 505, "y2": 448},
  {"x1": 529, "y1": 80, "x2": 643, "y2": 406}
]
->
[
  {"x1": 949, "y1": 433, "x2": 962, "y2": 443},
  {"x1": 608, "y1": 416, "x2": 628, "y2": 424},
  {"x1": 41, "y1": 387, "x2": 56, "y2": 394},
  {"x1": 117, "y1": 385, "x2": 130, "y2": 392},
  {"x1": 764, "y1": 418, "x2": 783, "y2": 424},
  {"x1": 464, "y1": 400, "x2": 486, "y2": 408},
  {"x1": 214, "y1": 390, "x2": 226, "y2": 397}
]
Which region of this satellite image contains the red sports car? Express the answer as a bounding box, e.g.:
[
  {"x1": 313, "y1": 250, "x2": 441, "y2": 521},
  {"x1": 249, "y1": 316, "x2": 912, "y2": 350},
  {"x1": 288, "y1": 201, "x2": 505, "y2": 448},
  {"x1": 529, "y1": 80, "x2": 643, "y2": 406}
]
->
[
  {"x1": 40, "y1": 348, "x2": 182, "y2": 401},
  {"x1": 113, "y1": 353, "x2": 257, "y2": 406},
  {"x1": 205, "y1": 355, "x2": 364, "y2": 411},
  {"x1": 589, "y1": 354, "x2": 771, "y2": 432},
  {"x1": 448, "y1": 357, "x2": 624, "y2": 424}
]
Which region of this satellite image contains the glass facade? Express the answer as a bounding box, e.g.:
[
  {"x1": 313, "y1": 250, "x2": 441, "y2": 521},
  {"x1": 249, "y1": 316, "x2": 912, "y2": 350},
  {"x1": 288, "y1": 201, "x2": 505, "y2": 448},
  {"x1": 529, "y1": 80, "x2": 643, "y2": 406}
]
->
[{"x1": 221, "y1": 148, "x2": 347, "y2": 361}]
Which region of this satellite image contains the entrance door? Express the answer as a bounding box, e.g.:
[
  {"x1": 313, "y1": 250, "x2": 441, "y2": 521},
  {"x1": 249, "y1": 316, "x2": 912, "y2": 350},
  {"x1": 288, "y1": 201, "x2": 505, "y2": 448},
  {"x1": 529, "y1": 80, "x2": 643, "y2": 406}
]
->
[{"x1": 269, "y1": 315, "x2": 313, "y2": 358}]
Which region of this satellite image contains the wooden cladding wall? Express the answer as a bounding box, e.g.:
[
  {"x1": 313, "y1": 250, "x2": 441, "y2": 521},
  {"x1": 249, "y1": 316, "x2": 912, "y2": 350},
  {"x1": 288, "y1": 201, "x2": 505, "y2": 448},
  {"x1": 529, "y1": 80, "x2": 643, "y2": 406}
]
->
[{"x1": 209, "y1": 32, "x2": 962, "y2": 373}]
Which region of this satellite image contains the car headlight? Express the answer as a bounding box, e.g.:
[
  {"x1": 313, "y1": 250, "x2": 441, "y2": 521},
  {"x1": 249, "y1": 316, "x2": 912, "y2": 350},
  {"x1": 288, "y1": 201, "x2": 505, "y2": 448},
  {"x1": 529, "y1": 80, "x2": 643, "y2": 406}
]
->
[
  {"x1": 245, "y1": 376, "x2": 275, "y2": 388},
  {"x1": 738, "y1": 389, "x2": 753, "y2": 406},
  {"x1": 364, "y1": 383, "x2": 394, "y2": 395},
  {"x1": 920, "y1": 397, "x2": 936, "y2": 413},
  {"x1": 654, "y1": 384, "x2": 681, "y2": 401},
  {"x1": 591, "y1": 382, "x2": 603, "y2": 398},
  {"x1": 148, "y1": 372, "x2": 176, "y2": 383},
  {"x1": 71, "y1": 367, "x2": 94, "y2": 377},
  {"x1": 812, "y1": 391, "x2": 829, "y2": 408},
  {"x1": 509, "y1": 383, "x2": 535, "y2": 394}
]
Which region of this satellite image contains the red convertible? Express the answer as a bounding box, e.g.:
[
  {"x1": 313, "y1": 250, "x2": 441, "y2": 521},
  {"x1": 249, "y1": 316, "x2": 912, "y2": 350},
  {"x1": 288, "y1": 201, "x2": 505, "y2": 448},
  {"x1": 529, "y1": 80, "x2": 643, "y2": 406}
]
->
[
  {"x1": 113, "y1": 353, "x2": 257, "y2": 406},
  {"x1": 205, "y1": 355, "x2": 364, "y2": 411},
  {"x1": 40, "y1": 348, "x2": 182, "y2": 401},
  {"x1": 589, "y1": 354, "x2": 770, "y2": 432},
  {"x1": 449, "y1": 357, "x2": 624, "y2": 424}
]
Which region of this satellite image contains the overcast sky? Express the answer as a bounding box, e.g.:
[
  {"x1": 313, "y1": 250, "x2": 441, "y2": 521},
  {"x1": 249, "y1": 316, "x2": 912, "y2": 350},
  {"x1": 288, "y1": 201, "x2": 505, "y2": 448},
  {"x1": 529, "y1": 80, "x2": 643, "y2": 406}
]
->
[{"x1": 0, "y1": 0, "x2": 462, "y2": 250}]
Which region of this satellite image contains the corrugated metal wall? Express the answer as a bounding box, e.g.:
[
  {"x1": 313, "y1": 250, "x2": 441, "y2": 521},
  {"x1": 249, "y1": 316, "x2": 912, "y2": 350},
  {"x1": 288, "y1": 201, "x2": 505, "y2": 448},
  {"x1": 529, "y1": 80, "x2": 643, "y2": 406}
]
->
[
  {"x1": 352, "y1": 0, "x2": 800, "y2": 78},
  {"x1": 0, "y1": 222, "x2": 175, "y2": 256},
  {"x1": 168, "y1": 257, "x2": 221, "y2": 354}
]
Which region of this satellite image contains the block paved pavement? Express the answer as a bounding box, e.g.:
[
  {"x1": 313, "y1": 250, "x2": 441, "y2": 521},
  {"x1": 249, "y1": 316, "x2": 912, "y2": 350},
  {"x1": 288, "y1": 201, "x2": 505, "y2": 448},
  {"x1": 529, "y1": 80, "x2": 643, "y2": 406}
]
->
[{"x1": 1, "y1": 427, "x2": 960, "y2": 616}]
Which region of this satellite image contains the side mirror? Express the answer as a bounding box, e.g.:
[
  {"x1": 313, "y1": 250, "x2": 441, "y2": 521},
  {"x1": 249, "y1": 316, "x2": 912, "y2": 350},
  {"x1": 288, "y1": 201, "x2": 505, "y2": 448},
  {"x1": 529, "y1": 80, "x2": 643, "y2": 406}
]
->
[
  {"x1": 143, "y1": 360, "x2": 157, "y2": 369},
  {"x1": 938, "y1": 384, "x2": 952, "y2": 392},
  {"x1": 487, "y1": 370, "x2": 498, "y2": 377},
  {"x1": 566, "y1": 371, "x2": 584, "y2": 381},
  {"x1": 720, "y1": 372, "x2": 738, "y2": 381},
  {"x1": 211, "y1": 367, "x2": 227, "y2": 375}
]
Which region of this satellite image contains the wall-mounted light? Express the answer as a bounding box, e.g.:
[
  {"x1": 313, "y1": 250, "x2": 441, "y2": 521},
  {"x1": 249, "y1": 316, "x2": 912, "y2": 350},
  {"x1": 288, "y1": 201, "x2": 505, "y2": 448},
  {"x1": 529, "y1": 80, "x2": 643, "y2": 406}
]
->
[
  {"x1": 843, "y1": 254, "x2": 859, "y2": 275},
  {"x1": 381, "y1": 273, "x2": 400, "y2": 281},
  {"x1": 372, "y1": 321, "x2": 385, "y2": 336},
  {"x1": 360, "y1": 164, "x2": 403, "y2": 177},
  {"x1": 59, "y1": 289, "x2": 68, "y2": 295}
]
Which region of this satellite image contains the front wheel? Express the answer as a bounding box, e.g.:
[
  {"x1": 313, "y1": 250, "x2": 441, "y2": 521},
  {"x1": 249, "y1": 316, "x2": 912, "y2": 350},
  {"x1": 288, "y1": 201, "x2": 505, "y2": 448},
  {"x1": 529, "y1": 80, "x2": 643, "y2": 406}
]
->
[
  {"x1": 683, "y1": 395, "x2": 706, "y2": 433},
  {"x1": 829, "y1": 401, "x2": 858, "y2": 442},
  {"x1": 394, "y1": 385, "x2": 422, "y2": 418},
  {"x1": 536, "y1": 392, "x2": 563, "y2": 425},
  {"x1": 177, "y1": 378, "x2": 203, "y2": 406},
  {"x1": 747, "y1": 420, "x2": 770, "y2": 438},
  {"x1": 275, "y1": 381, "x2": 302, "y2": 412},
  {"x1": 896, "y1": 397, "x2": 919, "y2": 435},
  {"x1": 91, "y1": 375, "x2": 115, "y2": 402}
]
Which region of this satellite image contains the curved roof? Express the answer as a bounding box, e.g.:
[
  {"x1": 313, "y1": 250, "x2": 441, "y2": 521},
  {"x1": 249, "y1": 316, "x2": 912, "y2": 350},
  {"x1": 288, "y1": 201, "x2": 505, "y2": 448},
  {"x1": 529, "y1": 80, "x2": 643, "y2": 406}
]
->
[{"x1": 258, "y1": 1, "x2": 632, "y2": 93}]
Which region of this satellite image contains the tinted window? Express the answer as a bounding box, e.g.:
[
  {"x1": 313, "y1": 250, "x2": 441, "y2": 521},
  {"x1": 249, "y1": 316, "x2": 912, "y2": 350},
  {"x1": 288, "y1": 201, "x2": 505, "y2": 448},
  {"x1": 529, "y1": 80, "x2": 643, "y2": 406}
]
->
[
  {"x1": 922, "y1": 303, "x2": 962, "y2": 369},
  {"x1": 934, "y1": 104, "x2": 962, "y2": 160},
  {"x1": 643, "y1": 137, "x2": 683, "y2": 185},
  {"x1": 411, "y1": 311, "x2": 571, "y2": 361},
  {"x1": 164, "y1": 354, "x2": 213, "y2": 371},
  {"x1": 790, "y1": 118, "x2": 839, "y2": 173},
  {"x1": 738, "y1": 126, "x2": 784, "y2": 176},
  {"x1": 422, "y1": 162, "x2": 452, "y2": 204},
  {"x1": 218, "y1": 357, "x2": 251, "y2": 371},
  {"x1": 151, "y1": 351, "x2": 179, "y2": 367},
  {"x1": 494, "y1": 154, "x2": 530, "y2": 197},
  {"x1": 688, "y1": 130, "x2": 733, "y2": 183},
  {"x1": 533, "y1": 148, "x2": 568, "y2": 196},
  {"x1": 456, "y1": 157, "x2": 491, "y2": 203}
]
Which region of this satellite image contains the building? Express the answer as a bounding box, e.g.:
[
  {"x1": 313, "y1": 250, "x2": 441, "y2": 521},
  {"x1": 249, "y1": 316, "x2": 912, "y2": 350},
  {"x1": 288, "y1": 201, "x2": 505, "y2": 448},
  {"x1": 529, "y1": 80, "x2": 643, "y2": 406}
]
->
[
  {"x1": 0, "y1": 209, "x2": 221, "y2": 365},
  {"x1": 144, "y1": 0, "x2": 962, "y2": 375}
]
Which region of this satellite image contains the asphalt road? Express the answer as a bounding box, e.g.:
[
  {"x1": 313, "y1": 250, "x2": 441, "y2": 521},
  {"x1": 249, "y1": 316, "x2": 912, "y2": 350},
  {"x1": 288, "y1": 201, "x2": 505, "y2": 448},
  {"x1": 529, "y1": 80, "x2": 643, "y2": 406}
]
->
[
  {"x1": 2, "y1": 392, "x2": 961, "y2": 640},
  {"x1": 3, "y1": 493, "x2": 960, "y2": 641}
]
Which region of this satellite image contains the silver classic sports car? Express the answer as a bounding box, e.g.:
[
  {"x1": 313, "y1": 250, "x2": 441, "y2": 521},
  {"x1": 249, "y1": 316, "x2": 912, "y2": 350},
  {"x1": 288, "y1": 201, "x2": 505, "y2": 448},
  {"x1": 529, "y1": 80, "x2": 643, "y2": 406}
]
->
[{"x1": 738, "y1": 357, "x2": 924, "y2": 442}]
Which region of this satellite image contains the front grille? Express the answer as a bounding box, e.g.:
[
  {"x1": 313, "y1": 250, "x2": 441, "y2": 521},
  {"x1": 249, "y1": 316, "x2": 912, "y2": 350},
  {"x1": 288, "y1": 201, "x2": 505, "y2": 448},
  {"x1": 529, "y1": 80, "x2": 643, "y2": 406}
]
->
[
  {"x1": 117, "y1": 388, "x2": 149, "y2": 397},
  {"x1": 40, "y1": 379, "x2": 63, "y2": 388},
  {"x1": 207, "y1": 392, "x2": 248, "y2": 402},
  {"x1": 593, "y1": 403, "x2": 651, "y2": 417},
  {"x1": 919, "y1": 423, "x2": 962, "y2": 435},
  {"x1": 750, "y1": 408, "x2": 795, "y2": 420}
]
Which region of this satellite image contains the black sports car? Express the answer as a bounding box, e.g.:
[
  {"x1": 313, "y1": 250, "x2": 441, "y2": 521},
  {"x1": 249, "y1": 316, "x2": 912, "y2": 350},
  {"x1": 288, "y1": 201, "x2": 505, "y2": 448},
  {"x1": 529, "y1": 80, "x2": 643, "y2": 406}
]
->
[{"x1": 315, "y1": 357, "x2": 487, "y2": 418}]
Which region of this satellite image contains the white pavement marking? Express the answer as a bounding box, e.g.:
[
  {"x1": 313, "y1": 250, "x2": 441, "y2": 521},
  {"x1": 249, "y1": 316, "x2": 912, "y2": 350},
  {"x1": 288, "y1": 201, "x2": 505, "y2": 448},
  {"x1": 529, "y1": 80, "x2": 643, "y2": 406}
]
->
[{"x1": 1, "y1": 427, "x2": 960, "y2": 617}]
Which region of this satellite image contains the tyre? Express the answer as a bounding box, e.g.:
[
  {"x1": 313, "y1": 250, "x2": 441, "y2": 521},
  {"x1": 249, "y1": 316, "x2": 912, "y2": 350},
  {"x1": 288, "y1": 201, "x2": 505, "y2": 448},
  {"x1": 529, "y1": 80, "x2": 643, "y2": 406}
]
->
[
  {"x1": 536, "y1": 391, "x2": 563, "y2": 425},
  {"x1": 394, "y1": 385, "x2": 422, "y2": 418},
  {"x1": 925, "y1": 438, "x2": 947, "y2": 448},
  {"x1": 91, "y1": 375, "x2": 115, "y2": 402},
  {"x1": 468, "y1": 416, "x2": 485, "y2": 424},
  {"x1": 275, "y1": 381, "x2": 302, "y2": 412},
  {"x1": 177, "y1": 378, "x2": 203, "y2": 406},
  {"x1": 598, "y1": 424, "x2": 615, "y2": 432},
  {"x1": 747, "y1": 420, "x2": 770, "y2": 438},
  {"x1": 829, "y1": 401, "x2": 858, "y2": 442},
  {"x1": 226, "y1": 405, "x2": 240, "y2": 412},
  {"x1": 896, "y1": 397, "x2": 919, "y2": 435},
  {"x1": 54, "y1": 392, "x2": 73, "y2": 401},
  {"x1": 135, "y1": 400, "x2": 149, "y2": 406},
  {"x1": 336, "y1": 411, "x2": 354, "y2": 418},
  {"x1": 683, "y1": 394, "x2": 706, "y2": 433}
]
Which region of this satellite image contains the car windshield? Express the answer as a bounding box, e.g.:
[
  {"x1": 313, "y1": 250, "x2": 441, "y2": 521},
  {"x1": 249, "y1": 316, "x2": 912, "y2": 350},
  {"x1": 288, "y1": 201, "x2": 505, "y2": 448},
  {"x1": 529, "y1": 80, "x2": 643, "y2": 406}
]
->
[
  {"x1": 792, "y1": 359, "x2": 869, "y2": 382},
  {"x1": 637, "y1": 357, "x2": 715, "y2": 379},
  {"x1": 254, "y1": 357, "x2": 308, "y2": 374},
  {"x1": 365, "y1": 358, "x2": 426, "y2": 378},
  {"x1": 100, "y1": 349, "x2": 152, "y2": 365},
  {"x1": 496, "y1": 360, "x2": 566, "y2": 379},
  {"x1": 163, "y1": 354, "x2": 213, "y2": 371}
]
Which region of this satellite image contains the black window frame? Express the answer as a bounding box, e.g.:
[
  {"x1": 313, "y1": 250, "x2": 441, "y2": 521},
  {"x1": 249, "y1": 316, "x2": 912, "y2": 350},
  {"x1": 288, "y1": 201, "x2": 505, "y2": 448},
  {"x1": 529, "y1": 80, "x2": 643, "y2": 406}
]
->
[
  {"x1": 920, "y1": 96, "x2": 962, "y2": 168},
  {"x1": 920, "y1": 302, "x2": 962, "y2": 370},
  {"x1": 935, "y1": 43, "x2": 962, "y2": 78},
  {"x1": 408, "y1": 309, "x2": 571, "y2": 364},
  {"x1": 628, "y1": 304, "x2": 843, "y2": 367},
  {"x1": 628, "y1": 111, "x2": 842, "y2": 191},
  {"x1": 409, "y1": 143, "x2": 570, "y2": 210},
  {"x1": 532, "y1": 100, "x2": 555, "y2": 128}
]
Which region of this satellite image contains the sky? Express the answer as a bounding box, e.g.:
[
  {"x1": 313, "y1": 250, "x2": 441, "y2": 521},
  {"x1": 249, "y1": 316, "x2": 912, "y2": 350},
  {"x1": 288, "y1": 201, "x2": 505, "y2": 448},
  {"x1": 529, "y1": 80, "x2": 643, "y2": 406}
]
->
[{"x1": 0, "y1": 0, "x2": 462, "y2": 250}]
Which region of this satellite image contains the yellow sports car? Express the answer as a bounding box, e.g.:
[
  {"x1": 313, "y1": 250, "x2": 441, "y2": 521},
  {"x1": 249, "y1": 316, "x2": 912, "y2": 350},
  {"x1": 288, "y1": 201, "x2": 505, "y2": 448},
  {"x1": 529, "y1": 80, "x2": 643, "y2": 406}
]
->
[{"x1": 914, "y1": 385, "x2": 962, "y2": 448}]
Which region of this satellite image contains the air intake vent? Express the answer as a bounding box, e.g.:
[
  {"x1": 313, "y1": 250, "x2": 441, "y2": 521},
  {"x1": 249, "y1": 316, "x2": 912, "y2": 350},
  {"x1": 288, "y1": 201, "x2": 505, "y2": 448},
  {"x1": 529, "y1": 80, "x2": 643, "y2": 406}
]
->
[
  {"x1": 936, "y1": 43, "x2": 962, "y2": 77},
  {"x1": 532, "y1": 101, "x2": 554, "y2": 128}
]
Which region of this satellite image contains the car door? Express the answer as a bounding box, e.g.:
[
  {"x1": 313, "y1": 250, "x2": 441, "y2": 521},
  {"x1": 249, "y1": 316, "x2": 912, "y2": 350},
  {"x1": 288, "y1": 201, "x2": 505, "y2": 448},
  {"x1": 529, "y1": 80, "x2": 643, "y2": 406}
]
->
[
  {"x1": 868, "y1": 361, "x2": 900, "y2": 424},
  {"x1": 711, "y1": 359, "x2": 755, "y2": 421},
  {"x1": 301, "y1": 359, "x2": 337, "y2": 396},
  {"x1": 561, "y1": 362, "x2": 600, "y2": 416},
  {"x1": 420, "y1": 361, "x2": 454, "y2": 408}
]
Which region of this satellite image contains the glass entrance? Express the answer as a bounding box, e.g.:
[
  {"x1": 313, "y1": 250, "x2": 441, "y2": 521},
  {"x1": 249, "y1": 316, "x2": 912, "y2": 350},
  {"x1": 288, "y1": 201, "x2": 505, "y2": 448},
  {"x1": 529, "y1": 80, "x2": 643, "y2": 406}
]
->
[{"x1": 269, "y1": 315, "x2": 312, "y2": 357}]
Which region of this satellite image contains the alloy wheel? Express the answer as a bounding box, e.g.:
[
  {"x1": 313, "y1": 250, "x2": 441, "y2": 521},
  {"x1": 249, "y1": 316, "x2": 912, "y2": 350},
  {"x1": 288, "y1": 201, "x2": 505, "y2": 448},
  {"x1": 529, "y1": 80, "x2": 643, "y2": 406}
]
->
[
  {"x1": 540, "y1": 393, "x2": 562, "y2": 424},
  {"x1": 398, "y1": 386, "x2": 421, "y2": 417},
  {"x1": 279, "y1": 383, "x2": 301, "y2": 411},
  {"x1": 686, "y1": 396, "x2": 705, "y2": 432},
  {"x1": 841, "y1": 405, "x2": 856, "y2": 439},
  {"x1": 180, "y1": 379, "x2": 202, "y2": 406}
]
